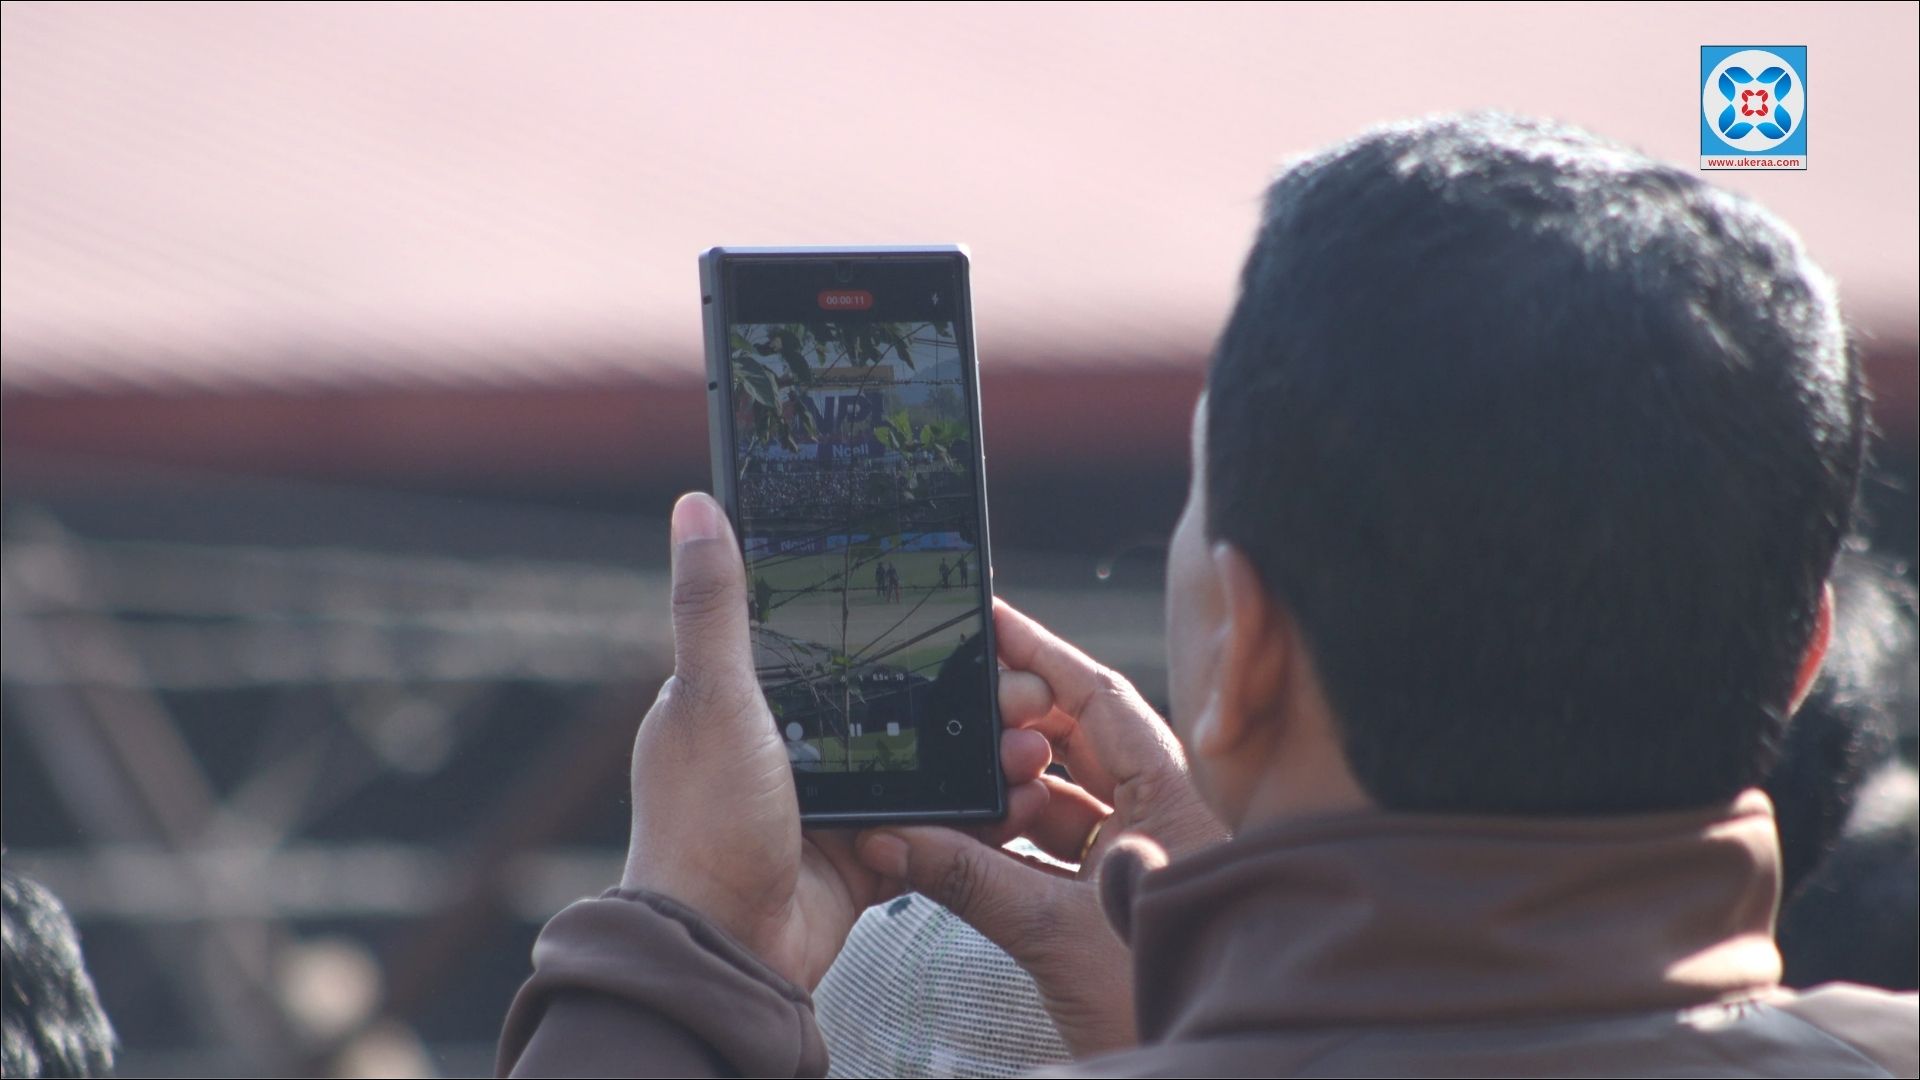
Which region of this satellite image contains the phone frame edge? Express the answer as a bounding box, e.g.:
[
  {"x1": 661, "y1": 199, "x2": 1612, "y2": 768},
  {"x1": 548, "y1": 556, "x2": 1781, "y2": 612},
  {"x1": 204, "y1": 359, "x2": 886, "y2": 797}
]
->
[{"x1": 698, "y1": 245, "x2": 1006, "y2": 827}]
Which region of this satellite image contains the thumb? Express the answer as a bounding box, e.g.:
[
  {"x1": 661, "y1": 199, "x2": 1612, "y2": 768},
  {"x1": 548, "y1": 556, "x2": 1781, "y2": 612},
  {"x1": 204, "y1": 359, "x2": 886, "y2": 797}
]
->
[
  {"x1": 855, "y1": 827, "x2": 1067, "y2": 955},
  {"x1": 667, "y1": 492, "x2": 754, "y2": 695}
]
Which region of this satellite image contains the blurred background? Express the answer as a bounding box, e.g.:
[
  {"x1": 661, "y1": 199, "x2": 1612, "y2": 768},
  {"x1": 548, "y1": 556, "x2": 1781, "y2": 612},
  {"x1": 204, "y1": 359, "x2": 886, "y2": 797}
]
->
[{"x1": 2, "y1": 3, "x2": 1914, "y2": 1075}]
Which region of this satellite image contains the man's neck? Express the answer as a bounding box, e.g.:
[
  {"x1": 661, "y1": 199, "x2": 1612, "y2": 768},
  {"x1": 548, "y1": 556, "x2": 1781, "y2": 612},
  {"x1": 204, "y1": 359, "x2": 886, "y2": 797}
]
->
[{"x1": 1231, "y1": 755, "x2": 1376, "y2": 833}]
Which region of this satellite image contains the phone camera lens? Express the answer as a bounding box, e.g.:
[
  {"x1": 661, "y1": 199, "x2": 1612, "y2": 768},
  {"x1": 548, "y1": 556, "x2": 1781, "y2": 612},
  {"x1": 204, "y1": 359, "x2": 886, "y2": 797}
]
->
[{"x1": 833, "y1": 260, "x2": 854, "y2": 284}]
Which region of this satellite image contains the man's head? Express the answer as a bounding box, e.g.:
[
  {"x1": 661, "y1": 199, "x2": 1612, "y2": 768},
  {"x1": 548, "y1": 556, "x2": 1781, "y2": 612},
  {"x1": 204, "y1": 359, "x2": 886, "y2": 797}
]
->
[{"x1": 1166, "y1": 113, "x2": 1864, "y2": 824}]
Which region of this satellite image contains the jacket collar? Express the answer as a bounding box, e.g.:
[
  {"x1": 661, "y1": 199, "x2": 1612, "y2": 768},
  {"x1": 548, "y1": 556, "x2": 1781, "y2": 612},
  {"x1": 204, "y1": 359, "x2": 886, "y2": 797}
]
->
[{"x1": 1106, "y1": 790, "x2": 1782, "y2": 1042}]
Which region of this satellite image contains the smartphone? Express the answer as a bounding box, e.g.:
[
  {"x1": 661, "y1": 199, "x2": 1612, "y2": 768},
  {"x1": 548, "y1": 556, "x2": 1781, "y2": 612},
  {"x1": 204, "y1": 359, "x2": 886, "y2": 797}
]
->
[{"x1": 700, "y1": 246, "x2": 1005, "y2": 824}]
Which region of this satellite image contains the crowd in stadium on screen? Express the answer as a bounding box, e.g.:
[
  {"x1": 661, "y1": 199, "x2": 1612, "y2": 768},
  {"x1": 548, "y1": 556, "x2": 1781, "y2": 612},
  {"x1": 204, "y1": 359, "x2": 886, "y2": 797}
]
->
[{"x1": 739, "y1": 456, "x2": 960, "y2": 520}]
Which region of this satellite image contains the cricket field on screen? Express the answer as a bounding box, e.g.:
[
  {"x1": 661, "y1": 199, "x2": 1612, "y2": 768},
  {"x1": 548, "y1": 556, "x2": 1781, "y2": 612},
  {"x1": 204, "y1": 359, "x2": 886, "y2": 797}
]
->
[{"x1": 729, "y1": 319, "x2": 986, "y2": 773}]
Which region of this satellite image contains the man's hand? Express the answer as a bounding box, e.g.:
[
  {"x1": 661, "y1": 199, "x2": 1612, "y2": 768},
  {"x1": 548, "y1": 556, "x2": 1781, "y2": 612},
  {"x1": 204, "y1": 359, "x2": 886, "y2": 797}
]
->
[
  {"x1": 619, "y1": 494, "x2": 1053, "y2": 991},
  {"x1": 853, "y1": 600, "x2": 1227, "y2": 1054}
]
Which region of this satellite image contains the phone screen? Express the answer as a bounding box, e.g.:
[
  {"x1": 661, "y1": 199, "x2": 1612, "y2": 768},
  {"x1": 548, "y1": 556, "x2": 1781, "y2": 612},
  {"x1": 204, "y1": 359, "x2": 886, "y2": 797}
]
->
[{"x1": 706, "y1": 250, "x2": 1002, "y2": 821}]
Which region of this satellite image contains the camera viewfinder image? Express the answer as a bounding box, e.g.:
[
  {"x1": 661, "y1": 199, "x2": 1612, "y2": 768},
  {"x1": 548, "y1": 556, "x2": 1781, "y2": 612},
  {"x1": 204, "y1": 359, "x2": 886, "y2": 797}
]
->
[{"x1": 729, "y1": 318, "x2": 987, "y2": 773}]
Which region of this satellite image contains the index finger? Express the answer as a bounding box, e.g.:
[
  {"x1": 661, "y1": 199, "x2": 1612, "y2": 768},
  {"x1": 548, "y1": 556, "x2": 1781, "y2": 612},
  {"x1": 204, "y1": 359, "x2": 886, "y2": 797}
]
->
[
  {"x1": 991, "y1": 599, "x2": 1186, "y2": 803},
  {"x1": 992, "y1": 598, "x2": 1126, "y2": 719}
]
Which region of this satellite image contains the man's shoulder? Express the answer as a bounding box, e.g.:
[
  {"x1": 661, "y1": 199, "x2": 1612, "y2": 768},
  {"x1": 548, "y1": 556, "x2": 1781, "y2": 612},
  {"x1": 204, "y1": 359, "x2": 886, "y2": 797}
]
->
[
  {"x1": 1024, "y1": 989, "x2": 1920, "y2": 1078},
  {"x1": 1026, "y1": 1031, "x2": 1355, "y2": 1079},
  {"x1": 1770, "y1": 982, "x2": 1920, "y2": 1078}
]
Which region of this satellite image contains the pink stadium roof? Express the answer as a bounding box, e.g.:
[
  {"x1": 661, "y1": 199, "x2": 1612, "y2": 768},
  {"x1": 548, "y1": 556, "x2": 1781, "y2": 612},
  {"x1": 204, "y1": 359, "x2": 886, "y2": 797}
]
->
[{"x1": 3, "y1": 4, "x2": 1914, "y2": 404}]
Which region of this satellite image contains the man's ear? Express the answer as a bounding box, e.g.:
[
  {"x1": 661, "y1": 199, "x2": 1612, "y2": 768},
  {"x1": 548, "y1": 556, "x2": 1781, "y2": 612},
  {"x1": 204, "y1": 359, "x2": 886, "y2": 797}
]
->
[
  {"x1": 1192, "y1": 542, "x2": 1290, "y2": 759},
  {"x1": 1788, "y1": 582, "x2": 1834, "y2": 715}
]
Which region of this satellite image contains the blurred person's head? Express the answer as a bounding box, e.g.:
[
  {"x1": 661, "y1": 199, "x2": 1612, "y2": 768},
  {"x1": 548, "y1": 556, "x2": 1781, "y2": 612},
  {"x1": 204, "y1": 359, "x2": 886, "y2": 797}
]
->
[
  {"x1": 1766, "y1": 546, "x2": 1918, "y2": 993},
  {"x1": 2, "y1": 868, "x2": 115, "y2": 1078},
  {"x1": 1778, "y1": 762, "x2": 1919, "y2": 992},
  {"x1": 815, "y1": 890, "x2": 1070, "y2": 1077},
  {"x1": 1765, "y1": 547, "x2": 1913, "y2": 900},
  {"x1": 1165, "y1": 113, "x2": 1866, "y2": 827}
]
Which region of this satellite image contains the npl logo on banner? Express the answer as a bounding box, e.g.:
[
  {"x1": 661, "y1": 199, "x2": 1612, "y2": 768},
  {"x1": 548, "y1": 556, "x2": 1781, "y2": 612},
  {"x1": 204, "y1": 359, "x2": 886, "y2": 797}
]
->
[{"x1": 1701, "y1": 46, "x2": 1808, "y2": 171}]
